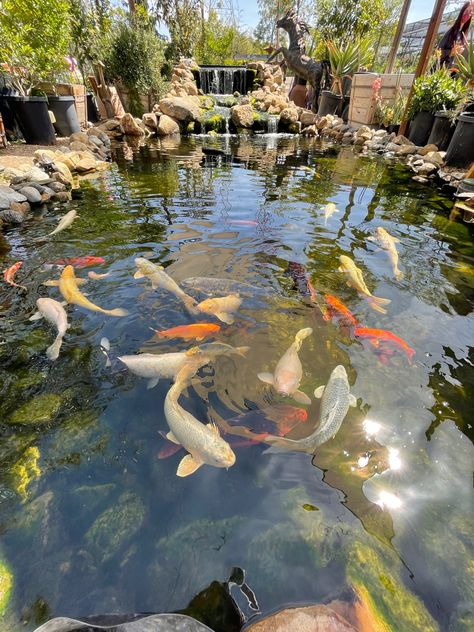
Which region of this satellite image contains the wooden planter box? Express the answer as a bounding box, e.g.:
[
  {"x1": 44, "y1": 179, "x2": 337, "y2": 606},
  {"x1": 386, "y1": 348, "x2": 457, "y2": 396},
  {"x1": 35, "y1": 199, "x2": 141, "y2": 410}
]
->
[
  {"x1": 38, "y1": 82, "x2": 88, "y2": 128},
  {"x1": 115, "y1": 82, "x2": 152, "y2": 116},
  {"x1": 348, "y1": 73, "x2": 414, "y2": 128}
]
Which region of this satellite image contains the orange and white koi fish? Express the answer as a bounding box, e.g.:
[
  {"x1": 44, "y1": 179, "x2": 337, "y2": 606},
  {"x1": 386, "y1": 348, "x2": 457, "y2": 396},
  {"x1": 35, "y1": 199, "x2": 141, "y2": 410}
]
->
[
  {"x1": 323, "y1": 294, "x2": 359, "y2": 327},
  {"x1": 3, "y1": 261, "x2": 26, "y2": 290},
  {"x1": 354, "y1": 326, "x2": 414, "y2": 362},
  {"x1": 151, "y1": 323, "x2": 221, "y2": 341}
]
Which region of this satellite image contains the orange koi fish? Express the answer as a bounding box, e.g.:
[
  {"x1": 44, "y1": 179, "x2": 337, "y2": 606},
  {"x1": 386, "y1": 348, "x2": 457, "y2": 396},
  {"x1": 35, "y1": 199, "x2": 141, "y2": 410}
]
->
[
  {"x1": 3, "y1": 261, "x2": 26, "y2": 290},
  {"x1": 51, "y1": 256, "x2": 106, "y2": 269},
  {"x1": 354, "y1": 327, "x2": 415, "y2": 362},
  {"x1": 323, "y1": 294, "x2": 359, "y2": 327},
  {"x1": 151, "y1": 323, "x2": 221, "y2": 341}
]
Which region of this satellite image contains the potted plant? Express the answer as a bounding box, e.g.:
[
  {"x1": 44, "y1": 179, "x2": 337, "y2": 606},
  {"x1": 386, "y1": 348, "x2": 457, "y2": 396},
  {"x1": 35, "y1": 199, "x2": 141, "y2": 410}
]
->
[
  {"x1": 445, "y1": 41, "x2": 474, "y2": 167},
  {"x1": 373, "y1": 84, "x2": 408, "y2": 135},
  {"x1": 0, "y1": 0, "x2": 72, "y2": 144},
  {"x1": 407, "y1": 61, "x2": 467, "y2": 146},
  {"x1": 318, "y1": 39, "x2": 370, "y2": 117}
]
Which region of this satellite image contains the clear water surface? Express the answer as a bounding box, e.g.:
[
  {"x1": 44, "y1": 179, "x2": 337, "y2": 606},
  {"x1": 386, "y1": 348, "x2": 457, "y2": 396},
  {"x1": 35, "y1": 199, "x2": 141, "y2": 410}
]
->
[{"x1": 0, "y1": 136, "x2": 473, "y2": 631}]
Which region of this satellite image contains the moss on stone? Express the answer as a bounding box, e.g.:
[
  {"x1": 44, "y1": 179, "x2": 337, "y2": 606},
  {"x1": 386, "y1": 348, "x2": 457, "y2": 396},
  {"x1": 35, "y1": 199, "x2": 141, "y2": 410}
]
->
[
  {"x1": 347, "y1": 541, "x2": 439, "y2": 631},
  {"x1": 10, "y1": 446, "x2": 41, "y2": 500},
  {"x1": 8, "y1": 393, "x2": 63, "y2": 426},
  {"x1": 84, "y1": 491, "x2": 146, "y2": 563},
  {"x1": 0, "y1": 559, "x2": 12, "y2": 616}
]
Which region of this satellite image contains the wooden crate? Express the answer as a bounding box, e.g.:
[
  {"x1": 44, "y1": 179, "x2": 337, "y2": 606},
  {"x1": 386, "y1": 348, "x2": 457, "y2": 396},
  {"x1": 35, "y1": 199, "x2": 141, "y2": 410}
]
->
[{"x1": 349, "y1": 73, "x2": 414, "y2": 128}]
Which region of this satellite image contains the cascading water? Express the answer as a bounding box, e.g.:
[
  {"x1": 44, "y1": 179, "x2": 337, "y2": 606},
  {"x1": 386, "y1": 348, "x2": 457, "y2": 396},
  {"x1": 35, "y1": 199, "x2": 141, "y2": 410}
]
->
[
  {"x1": 198, "y1": 67, "x2": 248, "y2": 95},
  {"x1": 267, "y1": 115, "x2": 279, "y2": 134},
  {"x1": 213, "y1": 106, "x2": 231, "y2": 134}
]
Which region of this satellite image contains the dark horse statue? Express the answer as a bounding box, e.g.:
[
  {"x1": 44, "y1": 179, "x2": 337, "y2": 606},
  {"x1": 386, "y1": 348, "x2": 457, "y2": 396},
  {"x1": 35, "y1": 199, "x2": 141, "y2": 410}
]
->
[{"x1": 267, "y1": 9, "x2": 329, "y2": 111}]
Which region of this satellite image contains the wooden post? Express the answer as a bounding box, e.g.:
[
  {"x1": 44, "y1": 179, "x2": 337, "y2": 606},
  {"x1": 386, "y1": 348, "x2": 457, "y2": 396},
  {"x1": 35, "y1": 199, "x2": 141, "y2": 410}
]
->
[
  {"x1": 399, "y1": 0, "x2": 447, "y2": 136},
  {"x1": 385, "y1": 0, "x2": 412, "y2": 74}
]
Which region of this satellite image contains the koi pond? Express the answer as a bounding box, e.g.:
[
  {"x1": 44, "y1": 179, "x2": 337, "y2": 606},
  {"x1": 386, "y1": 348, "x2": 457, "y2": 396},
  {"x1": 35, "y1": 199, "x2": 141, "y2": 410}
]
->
[{"x1": 0, "y1": 136, "x2": 473, "y2": 631}]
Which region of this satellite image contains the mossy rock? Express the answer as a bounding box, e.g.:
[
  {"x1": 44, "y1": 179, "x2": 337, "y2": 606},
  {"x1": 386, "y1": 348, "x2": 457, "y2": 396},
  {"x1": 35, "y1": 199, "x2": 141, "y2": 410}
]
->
[
  {"x1": 10, "y1": 446, "x2": 41, "y2": 500},
  {"x1": 347, "y1": 541, "x2": 439, "y2": 631},
  {"x1": 8, "y1": 393, "x2": 63, "y2": 426},
  {"x1": 199, "y1": 96, "x2": 214, "y2": 110},
  {"x1": 0, "y1": 559, "x2": 13, "y2": 616},
  {"x1": 71, "y1": 483, "x2": 116, "y2": 523},
  {"x1": 84, "y1": 491, "x2": 146, "y2": 563},
  {"x1": 201, "y1": 111, "x2": 226, "y2": 133},
  {"x1": 14, "y1": 329, "x2": 51, "y2": 364}
]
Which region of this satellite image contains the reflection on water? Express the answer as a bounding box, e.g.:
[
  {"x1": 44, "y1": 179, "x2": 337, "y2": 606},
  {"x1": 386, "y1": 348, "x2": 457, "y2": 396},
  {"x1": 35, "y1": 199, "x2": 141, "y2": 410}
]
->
[{"x1": 0, "y1": 136, "x2": 473, "y2": 631}]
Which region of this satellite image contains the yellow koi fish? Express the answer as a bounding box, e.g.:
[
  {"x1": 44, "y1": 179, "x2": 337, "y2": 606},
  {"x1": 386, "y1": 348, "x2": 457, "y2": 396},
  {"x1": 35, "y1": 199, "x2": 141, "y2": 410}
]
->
[
  {"x1": 46, "y1": 265, "x2": 128, "y2": 317},
  {"x1": 338, "y1": 255, "x2": 391, "y2": 314}
]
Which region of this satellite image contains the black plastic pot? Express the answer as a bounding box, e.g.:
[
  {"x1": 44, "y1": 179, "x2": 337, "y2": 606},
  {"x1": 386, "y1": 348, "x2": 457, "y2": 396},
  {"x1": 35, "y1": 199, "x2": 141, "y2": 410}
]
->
[
  {"x1": 445, "y1": 112, "x2": 474, "y2": 168},
  {"x1": 386, "y1": 124, "x2": 400, "y2": 135},
  {"x1": 87, "y1": 93, "x2": 100, "y2": 123},
  {"x1": 318, "y1": 90, "x2": 343, "y2": 117},
  {"x1": 9, "y1": 96, "x2": 56, "y2": 144},
  {"x1": 341, "y1": 95, "x2": 350, "y2": 122},
  {"x1": 408, "y1": 110, "x2": 435, "y2": 146},
  {"x1": 48, "y1": 96, "x2": 80, "y2": 137},
  {"x1": 0, "y1": 93, "x2": 23, "y2": 140},
  {"x1": 427, "y1": 111, "x2": 456, "y2": 151}
]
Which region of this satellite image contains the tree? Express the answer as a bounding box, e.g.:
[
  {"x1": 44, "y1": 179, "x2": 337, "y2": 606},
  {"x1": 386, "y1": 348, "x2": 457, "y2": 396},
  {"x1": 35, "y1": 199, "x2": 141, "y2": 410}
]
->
[
  {"x1": 0, "y1": 0, "x2": 72, "y2": 95},
  {"x1": 69, "y1": 0, "x2": 112, "y2": 81}
]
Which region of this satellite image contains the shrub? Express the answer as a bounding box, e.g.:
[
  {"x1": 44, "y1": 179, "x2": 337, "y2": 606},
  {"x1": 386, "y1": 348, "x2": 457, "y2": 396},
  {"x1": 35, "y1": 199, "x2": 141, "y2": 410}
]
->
[
  {"x1": 104, "y1": 15, "x2": 167, "y2": 116},
  {"x1": 0, "y1": 0, "x2": 71, "y2": 95},
  {"x1": 408, "y1": 67, "x2": 467, "y2": 118}
]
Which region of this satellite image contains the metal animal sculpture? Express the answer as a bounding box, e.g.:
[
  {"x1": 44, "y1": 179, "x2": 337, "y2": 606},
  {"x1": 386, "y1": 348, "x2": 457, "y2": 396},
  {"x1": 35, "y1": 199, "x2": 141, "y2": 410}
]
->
[{"x1": 267, "y1": 9, "x2": 329, "y2": 111}]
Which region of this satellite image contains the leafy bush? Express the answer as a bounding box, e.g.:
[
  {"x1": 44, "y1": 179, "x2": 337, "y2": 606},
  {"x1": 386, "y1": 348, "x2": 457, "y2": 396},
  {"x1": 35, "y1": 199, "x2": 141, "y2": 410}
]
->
[
  {"x1": 408, "y1": 67, "x2": 467, "y2": 118},
  {"x1": 104, "y1": 14, "x2": 167, "y2": 116},
  {"x1": 327, "y1": 39, "x2": 372, "y2": 95},
  {"x1": 0, "y1": 0, "x2": 71, "y2": 95}
]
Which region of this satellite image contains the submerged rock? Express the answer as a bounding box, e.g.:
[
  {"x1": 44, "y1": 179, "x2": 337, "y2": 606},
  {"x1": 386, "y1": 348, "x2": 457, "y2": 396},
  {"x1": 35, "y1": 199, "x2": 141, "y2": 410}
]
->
[
  {"x1": 245, "y1": 605, "x2": 357, "y2": 631},
  {"x1": 8, "y1": 393, "x2": 63, "y2": 426},
  {"x1": 347, "y1": 541, "x2": 439, "y2": 631},
  {"x1": 10, "y1": 446, "x2": 41, "y2": 500},
  {"x1": 84, "y1": 492, "x2": 145, "y2": 563}
]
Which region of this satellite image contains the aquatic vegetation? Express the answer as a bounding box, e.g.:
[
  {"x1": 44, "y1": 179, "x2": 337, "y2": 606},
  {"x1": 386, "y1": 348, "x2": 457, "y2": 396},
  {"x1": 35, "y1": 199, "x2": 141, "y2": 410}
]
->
[
  {"x1": 84, "y1": 492, "x2": 146, "y2": 563},
  {"x1": 10, "y1": 446, "x2": 41, "y2": 500},
  {"x1": 347, "y1": 542, "x2": 438, "y2": 631},
  {"x1": 0, "y1": 558, "x2": 13, "y2": 616},
  {"x1": 8, "y1": 393, "x2": 63, "y2": 426}
]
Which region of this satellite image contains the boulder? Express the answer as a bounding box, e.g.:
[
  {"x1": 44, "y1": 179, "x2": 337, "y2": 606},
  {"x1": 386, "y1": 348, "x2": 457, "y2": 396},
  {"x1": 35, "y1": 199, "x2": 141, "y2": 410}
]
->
[
  {"x1": 120, "y1": 113, "x2": 145, "y2": 136},
  {"x1": 245, "y1": 605, "x2": 357, "y2": 632},
  {"x1": 0, "y1": 186, "x2": 27, "y2": 208},
  {"x1": 86, "y1": 135, "x2": 104, "y2": 148},
  {"x1": 54, "y1": 162, "x2": 73, "y2": 183},
  {"x1": 18, "y1": 186, "x2": 42, "y2": 204},
  {"x1": 142, "y1": 112, "x2": 158, "y2": 129},
  {"x1": 23, "y1": 166, "x2": 50, "y2": 183},
  {"x1": 157, "y1": 114, "x2": 180, "y2": 136},
  {"x1": 70, "y1": 140, "x2": 89, "y2": 153},
  {"x1": 231, "y1": 104, "x2": 254, "y2": 128},
  {"x1": 423, "y1": 150, "x2": 444, "y2": 165},
  {"x1": 102, "y1": 118, "x2": 122, "y2": 131},
  {"x1": 34, "y1": 149, "x2": 56, "y2": 162},
  {"x1": 299, "y1": 110, "x2": 317, "y2": 126},
  {"x1": 417, "y1": 162, "x2": 438, "y2": 175},
  {"x1": 0, "y1": 202, "x2": 29, "y2": 223},
  {"x1": 159, "y1": 96, "x2": 201, "y2": 122},
  {"x1": 316, "y1": 116, "x2": 329, "y2": 130},
  {"x1": 280, "y1": 107, "x2": 299, "y2": 124},
  {"x1": 397, "y1": 144, "x2": 418, "y2": 156},
  {"x1": 69, "y1": 131, "x2": 89, "y2": 144},
  {"x1": 302, "y1": 125, "x2": 318, "y2": 137},
  {"x1": 419, "y1": 143, "x2": 438, "y2": 156},
  {"x1": 75, "y1": 157, "x2": 98, "y2": 173},
  {"x1": 181, "y1": 81, "x2": 199, "y2": 96},
  {"x1": 392, "y1": 134, "x2": 414, "y2": 146}
]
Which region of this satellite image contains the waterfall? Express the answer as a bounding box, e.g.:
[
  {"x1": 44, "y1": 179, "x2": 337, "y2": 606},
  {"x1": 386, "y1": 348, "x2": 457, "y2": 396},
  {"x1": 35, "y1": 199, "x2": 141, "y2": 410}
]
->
[
  {"x1": 213, "y1": 106, "x2": 231, "y2": 134},
  {"x1": 267, "y1": 115, "x2": 279, "y2": 134},
  {"x1": 198, "y1": 67, "x2": 249, "y2": 95}
]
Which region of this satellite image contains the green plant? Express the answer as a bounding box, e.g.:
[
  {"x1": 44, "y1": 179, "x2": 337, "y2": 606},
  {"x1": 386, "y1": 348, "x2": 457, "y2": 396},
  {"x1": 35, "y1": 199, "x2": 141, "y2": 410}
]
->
[
  {"x1": 408, "y1": 66, "x2": 468, "y2": 119},
  {"x1": 103, "y1": 13, "x2": 167, "y2": 116},
  {"x1": 453, "y1": 40, "x2": 474, "y2": 88},
  {"x1": 0, "y1": 0, "x2": 71, "y2": 95},
  {"x1": 327, "y1": 39, "x2": 372, "y2": 95},
  {"x1": 373, "y1": 86, "x2": 407, "y2": 127}
]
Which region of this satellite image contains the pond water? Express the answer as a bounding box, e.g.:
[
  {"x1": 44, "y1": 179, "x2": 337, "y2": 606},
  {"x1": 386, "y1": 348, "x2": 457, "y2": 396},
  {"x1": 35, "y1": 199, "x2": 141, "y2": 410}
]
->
[{"x1": 0, "y1": 136, "x2": 473, "y2": 631}]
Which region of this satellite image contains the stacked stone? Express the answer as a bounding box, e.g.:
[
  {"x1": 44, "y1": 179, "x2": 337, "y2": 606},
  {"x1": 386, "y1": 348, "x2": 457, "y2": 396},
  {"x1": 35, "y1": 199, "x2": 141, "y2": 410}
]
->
[{"x1": 0, "y1": 131, "x2": 111, "y2": 228}]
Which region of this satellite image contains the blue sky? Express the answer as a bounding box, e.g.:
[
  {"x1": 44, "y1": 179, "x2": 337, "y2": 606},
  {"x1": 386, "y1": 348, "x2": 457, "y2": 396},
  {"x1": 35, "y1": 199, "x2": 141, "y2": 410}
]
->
[{"x1": 237, "y1": 0, "x2": 436, "y2": 32}]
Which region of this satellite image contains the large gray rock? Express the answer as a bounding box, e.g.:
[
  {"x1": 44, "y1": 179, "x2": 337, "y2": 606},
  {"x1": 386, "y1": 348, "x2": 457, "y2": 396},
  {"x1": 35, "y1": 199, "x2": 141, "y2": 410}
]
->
[
  {"x1": 23, "y1": 166, "x2": 50, "y2": 183},
  {"x1": 142, "y1": 112, "x2": 158, "y2": 129},
  {"x1": 19, "y1": 186, "x2": 42, "y2": 204},
  {"x1": 0, "y1": 201, "x2": 30, "y2": 223},
  {"x1": 120, "y1": 113, "x2": 145, "y2": 136},
  {"x1": 231, "y1": 104, "x2": 254, "y2": 128},
  {"x1": 0, "y1": 185, "x2": 27, "y2": 207},
  {"x1": 69, "y1": 131, "x2": 89, "y2": 144},
  {"x1": 159, "y1": 96, "x2": 201, "y2": 122}
]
